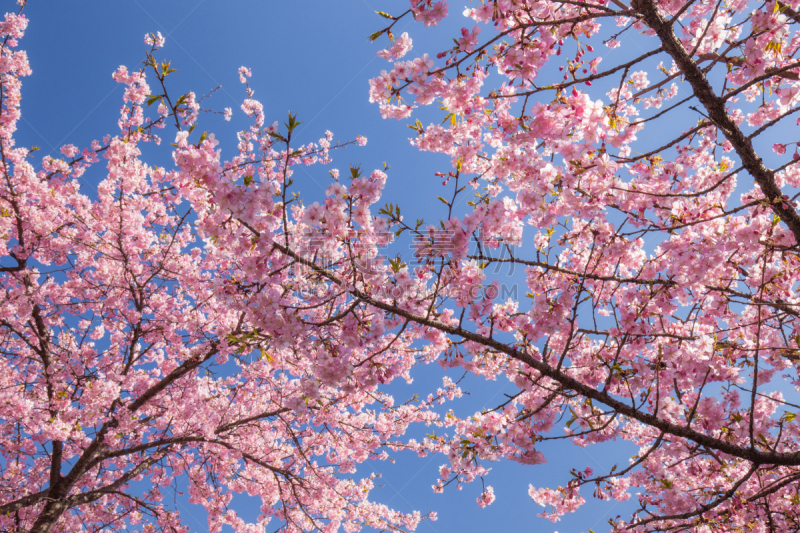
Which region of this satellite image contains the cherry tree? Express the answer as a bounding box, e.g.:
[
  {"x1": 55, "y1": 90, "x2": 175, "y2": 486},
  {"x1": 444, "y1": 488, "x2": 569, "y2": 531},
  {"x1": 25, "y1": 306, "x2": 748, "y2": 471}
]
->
[
  {"x1": 5, "y1": 0, "x2": 800, "y2": 531},
  {"x1": 361, "y1": 0, "x2": 800, "y2": 531},
  {"x1": 0, "y1": 7, "x2": 445, "y2": 533}
]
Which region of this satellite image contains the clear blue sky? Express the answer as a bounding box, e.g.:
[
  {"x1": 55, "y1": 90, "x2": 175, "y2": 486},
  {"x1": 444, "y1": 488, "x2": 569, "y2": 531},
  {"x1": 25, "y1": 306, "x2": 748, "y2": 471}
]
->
[{"x1": 15, "y1": 1, "x2": 639, "y2": 531}]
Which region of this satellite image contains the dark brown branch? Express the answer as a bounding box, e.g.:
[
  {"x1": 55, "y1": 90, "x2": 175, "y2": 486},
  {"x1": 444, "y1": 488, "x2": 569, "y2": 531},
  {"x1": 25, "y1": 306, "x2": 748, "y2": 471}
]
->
[
  {"x1": 634, "y1": 0, "x2": 800, "y2": 245},
  {"x1": 266, "y1": 237, "x2": 800, "y2": 467}
]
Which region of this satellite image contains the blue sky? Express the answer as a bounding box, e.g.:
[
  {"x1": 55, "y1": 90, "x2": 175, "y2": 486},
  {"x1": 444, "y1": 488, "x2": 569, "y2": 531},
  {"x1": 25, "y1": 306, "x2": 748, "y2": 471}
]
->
[{"x1": 12, "y1": 1, "x2": 644, "y2": 531}]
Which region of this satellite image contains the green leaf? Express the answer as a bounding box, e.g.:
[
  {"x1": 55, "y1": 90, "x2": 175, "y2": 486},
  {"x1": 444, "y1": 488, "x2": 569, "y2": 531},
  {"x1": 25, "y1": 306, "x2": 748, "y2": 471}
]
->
[
  {"x1": 243, "y1": 175, "x2": 253, "y2": 186},
  {"x1": 389, "y1": 256, "x2": 407, "y2": 273},
  {"x1": 408, "y1": 119, "x2": 424, "y2": 134},
  {"x1": 157, "y1": 60, "x2": 179, "y2": 76},
  {"x1": 375, "y1": 11, "x2": 395, "y2": 19},
  {"x1": 285, "y1": 112, "x2": 301, "y2": 133},
  {"x1": 368, "y1": 30, "x2": 384, "y2": 42}
]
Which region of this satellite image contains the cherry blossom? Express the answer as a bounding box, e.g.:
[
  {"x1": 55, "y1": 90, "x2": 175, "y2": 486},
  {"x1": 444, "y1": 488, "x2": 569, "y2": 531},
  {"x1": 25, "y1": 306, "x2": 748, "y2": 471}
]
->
[
  {"x1": 362, "y1": 0, "x2": 800, "y2": 529},
  {"x1": 0, "y1": 9, "x2": 443, "y2": 532},
  {"x1": 377, "y1": 32, "x2": 413, "y2": 61},
  {"x1": 7, "y1": 0, "x2": 800, "y2": 531},
  {"x1": 144, "y1": 31, "x2": 165, "y2": 49}
]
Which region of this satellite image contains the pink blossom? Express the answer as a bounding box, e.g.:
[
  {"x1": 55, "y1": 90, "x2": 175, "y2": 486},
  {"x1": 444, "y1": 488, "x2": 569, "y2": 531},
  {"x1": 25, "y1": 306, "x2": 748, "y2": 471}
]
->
[
  {"x1": 7, "y1": 3, "x2": 800, "y2": 533},
  {"x1": 60, "y1": 144, "x2": 78, "y2": 158},
  {"x1": 241, "y1": 98, "x2": 264, "y2": 127},
  {"x1": 144, "y1": 31, "x2": 165, "y2": 48},
  {"x1": 476, "y1": 486, "x2": 495, "y2": 507},
  {"x1": 377, "y1": 32, "x2": 413, "y2": 61}
]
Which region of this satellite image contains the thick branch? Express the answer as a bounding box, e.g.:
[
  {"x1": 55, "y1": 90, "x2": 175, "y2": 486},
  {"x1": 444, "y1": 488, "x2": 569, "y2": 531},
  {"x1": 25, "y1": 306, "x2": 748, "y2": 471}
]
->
[
  {"x1": 268, "y1": 238, "x2": 800, "y2": 467},
  {"x1": 633, "y1": 0, "x2": 800, "y2": 245}
]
